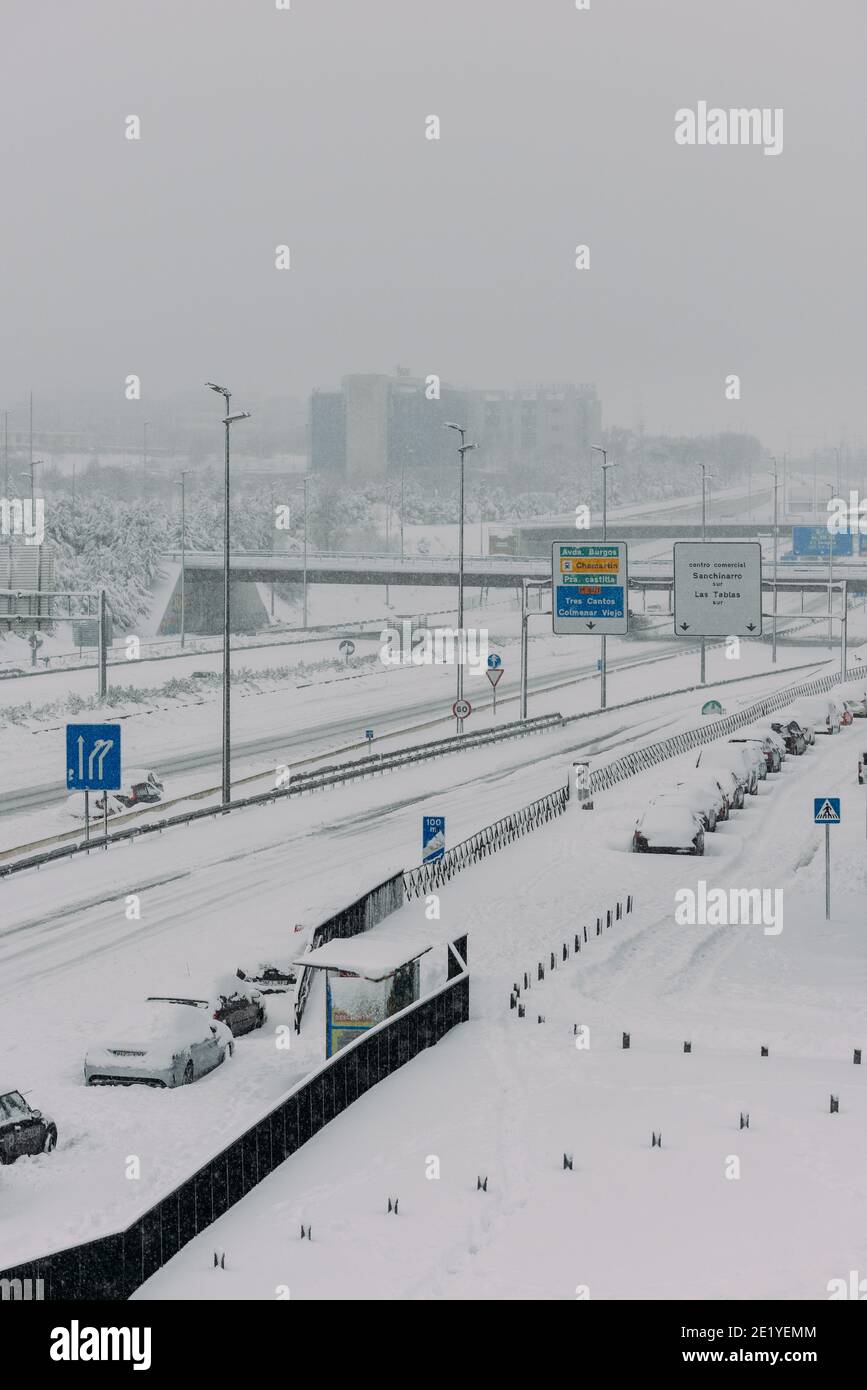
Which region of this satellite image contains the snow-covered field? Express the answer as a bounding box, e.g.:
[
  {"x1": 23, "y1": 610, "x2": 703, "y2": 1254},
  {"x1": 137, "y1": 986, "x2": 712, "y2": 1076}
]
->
[
  {"x1": 133, "y1": 714, "x2": 867, "y2": 1301},
  {"x1": 2, "y1": 646, "x2": 864, "y2": 1291}
]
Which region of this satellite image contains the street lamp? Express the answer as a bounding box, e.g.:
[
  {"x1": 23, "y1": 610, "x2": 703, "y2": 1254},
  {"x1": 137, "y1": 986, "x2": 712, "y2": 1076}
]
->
[
  {"x1": 446, "y1": 423, "x2": 477, "y2": 733},
  {"x1": 825, "y1": 482, "x2": 836, "y2": 644},
  {"x1": 768, "y1": 460, "x2": 780, "y2": 664},
  {"x1": 205, "y1": 382, "x2": 251, "y2": 806},
  {"x1": 177, "y1": 469, "x2": 188, "y2": 647},
  {"x1": 591, "y1": 445, "x2": 616, "y2": 708},
  {"x1": 698, "y1": 462, "x2": 714, "y2": 684},
  {"x1": 143, "y1": 420, "x2": 149, "y2": 472}
]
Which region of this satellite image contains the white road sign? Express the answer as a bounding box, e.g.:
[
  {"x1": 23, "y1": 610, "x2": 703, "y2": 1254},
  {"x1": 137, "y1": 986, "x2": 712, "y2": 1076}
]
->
[
  {"x1": 552, "y1": 541, "x2": 629, "y2": 635},
  {"x1": 673, "y1": 542, "x2": 763, "y2": 637}
]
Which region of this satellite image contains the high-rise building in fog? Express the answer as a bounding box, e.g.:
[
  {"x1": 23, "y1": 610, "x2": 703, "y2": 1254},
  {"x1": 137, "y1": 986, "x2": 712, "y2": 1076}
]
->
[{"x1": 309, "y1": 371, "x2": 601, "y2": 480}]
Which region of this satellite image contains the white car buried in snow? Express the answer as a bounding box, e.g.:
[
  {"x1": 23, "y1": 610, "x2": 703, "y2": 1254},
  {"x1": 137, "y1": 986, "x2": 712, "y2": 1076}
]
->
[
  {"x1": 66, "y1": 791, "x2": 129, "y2": 822},
  {"x1": 633, "y1": 803, "x2": 705, "y2": 855},
  {"x1": 84, "y1": 1003, "x2": 234, "y2": 1088}
]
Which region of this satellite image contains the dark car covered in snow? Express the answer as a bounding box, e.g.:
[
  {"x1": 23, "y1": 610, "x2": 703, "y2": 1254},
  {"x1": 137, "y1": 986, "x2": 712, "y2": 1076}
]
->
[{"x1": 0, "y1": 1088, "x2": 57, "y2": 1162}]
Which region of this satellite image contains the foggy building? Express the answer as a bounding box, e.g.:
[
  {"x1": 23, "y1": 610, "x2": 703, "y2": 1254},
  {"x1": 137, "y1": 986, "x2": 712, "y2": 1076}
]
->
[{"x1": 309, "y1": 372, "x2": 601, "y2": 480}]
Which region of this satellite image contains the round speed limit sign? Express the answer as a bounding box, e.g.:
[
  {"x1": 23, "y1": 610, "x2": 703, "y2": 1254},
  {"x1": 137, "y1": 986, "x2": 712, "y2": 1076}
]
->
[{"x1": 452, "y1": 698, "x2": 472, "y2": 720}]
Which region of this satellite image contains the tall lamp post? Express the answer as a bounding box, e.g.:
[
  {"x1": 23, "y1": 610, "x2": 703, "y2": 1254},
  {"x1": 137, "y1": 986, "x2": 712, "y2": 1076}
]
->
[
  {"x1": 302, "y1": 474, "x2": 310, "y2": 630},
  {"x1": 179, "y1": 469, "x2": 190, "y2": 649},
  {"x1": 205, "y1": 382, "x2": 251, "y2": 806},
  {"x1": 590, "y1": 445, "x2": 616, "y2": 708},
  {"x1": 825, "y1": 483, "x2": 836, "y2": 645},
  {"x1": 446, "y1": 423, "x2": 477, "y2": 733},
  {"x1": 698, "y1": 462, "x2": 714, "y2": 685},
  {"x1": 768, "y1": 460, "x2": 779, "y2": 664}
]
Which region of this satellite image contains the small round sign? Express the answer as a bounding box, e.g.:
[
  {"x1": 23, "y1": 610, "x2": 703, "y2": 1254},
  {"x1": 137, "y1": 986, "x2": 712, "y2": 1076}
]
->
[
  {"x1": 487, "y1": 653, "x2": 502, "y2": 669},
  {"x1": 452, "y1": 698, "x2": 472, "y2": 720}
]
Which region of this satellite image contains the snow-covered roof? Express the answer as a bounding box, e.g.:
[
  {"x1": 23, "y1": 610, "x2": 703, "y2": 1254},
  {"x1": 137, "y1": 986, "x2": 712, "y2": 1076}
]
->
[{"x1": 295, "y1": 925, "x2": 439, "y2": 981}]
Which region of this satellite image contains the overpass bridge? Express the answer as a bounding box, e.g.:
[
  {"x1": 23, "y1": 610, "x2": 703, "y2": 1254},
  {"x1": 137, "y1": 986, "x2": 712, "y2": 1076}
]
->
[{"x1": 161, "y1": 548, "x2": 867, "y2": 594}]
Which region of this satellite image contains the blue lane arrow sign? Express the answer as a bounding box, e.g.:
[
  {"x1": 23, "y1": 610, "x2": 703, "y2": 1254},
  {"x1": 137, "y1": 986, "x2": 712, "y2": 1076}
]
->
[{"x1": 66, "y1": 723, "x2": 122, "y2": 791}]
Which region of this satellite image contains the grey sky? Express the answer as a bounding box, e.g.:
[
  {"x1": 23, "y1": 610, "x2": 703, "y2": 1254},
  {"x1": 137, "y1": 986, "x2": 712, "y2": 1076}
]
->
[{"x1": 2, "y1": 0, "x2": 865, "y2": 450}]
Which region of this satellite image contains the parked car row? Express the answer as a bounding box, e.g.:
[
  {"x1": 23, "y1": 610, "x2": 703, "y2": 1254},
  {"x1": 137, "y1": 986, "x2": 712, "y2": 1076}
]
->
[{"x1": 632, "y1": 683, "x2": 864, "y2": 856}]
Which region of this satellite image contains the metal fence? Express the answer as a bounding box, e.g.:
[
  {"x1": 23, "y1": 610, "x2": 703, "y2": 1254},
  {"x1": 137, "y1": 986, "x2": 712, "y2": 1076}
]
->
[
  {"x1": 402, "y1": 668, "x2": 861, "y2": 895},
  {"x1": 589, "y1": 666, "x2": 860, "y2": 793},
  {"x1": 404, "y1": 784, "x2": 570, "y2": 898},
  {"x1": 0, "y1": 946, "x2": 469, "y2": 1301}
]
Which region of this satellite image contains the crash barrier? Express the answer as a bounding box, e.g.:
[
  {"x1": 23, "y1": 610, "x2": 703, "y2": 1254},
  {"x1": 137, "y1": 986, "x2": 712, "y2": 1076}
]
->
[
  {"x1": 293, "y1": 871, "x2": 405, "y2": 1033},
  {"x1": 0, "y1": 942, "x2": 469, "y2": 1301},
  {"x1": 0, "y1": 713, "x2": 563, "y2": 880},
  {"x1": 588, "y1": 666, "x2": 861, "y2": 794},
  {"x1": 511, "y1": 895, "x2": 634, "y2": 1015},
  {"x1": 404, "y1": 783, "x2": 570, "y2": 898},
  {"x1": 402, "y1": 668, "x2": 860, "y2": 896}
]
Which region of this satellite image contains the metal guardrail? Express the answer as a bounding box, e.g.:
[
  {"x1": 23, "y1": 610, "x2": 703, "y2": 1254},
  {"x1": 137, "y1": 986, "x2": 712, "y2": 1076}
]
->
[
  {"x1": 401, "y1": 667, "x2": 863, "y2": 894},
  {"x1": 588, "y1": 666, "x2": 861, "y2": 793},
  {"x1": 0, "y1": 713, "x2": 564, "y2": 879},
  {"x1": 404, "y1": 783, "x2": 570, "y2": 898},
  {"x1": 0, "y1": 951, "x2": 469, "y2": 1300}
]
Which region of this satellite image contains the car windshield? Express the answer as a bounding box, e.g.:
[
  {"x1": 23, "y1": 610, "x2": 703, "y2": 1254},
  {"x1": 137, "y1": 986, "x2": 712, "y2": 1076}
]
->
[{"x1": 0, "y1": 1091, "x2": 29, "y2": 1120}]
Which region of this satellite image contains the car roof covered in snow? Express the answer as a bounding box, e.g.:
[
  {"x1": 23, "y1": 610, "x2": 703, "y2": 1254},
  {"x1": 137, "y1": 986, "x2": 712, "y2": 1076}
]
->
[
  {"x1": 148, "y1": 973, "x2": 248, "y2": 1001},
  {"x1": 99, "y1": 1001, "x2": 214, "y2": 1046},
  {"x1": 638, "y1": 803, "x2": 701, "y2": 832}
]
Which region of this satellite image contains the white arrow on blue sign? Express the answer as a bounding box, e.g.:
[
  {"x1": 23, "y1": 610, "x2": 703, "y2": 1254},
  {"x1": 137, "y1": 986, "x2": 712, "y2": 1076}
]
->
[
  {"x1": 814, "y1": 797, "x2": 841, "y2": 824},
  {"x1": 66, "y1": 723, "x2": 122, "y2": 791}
]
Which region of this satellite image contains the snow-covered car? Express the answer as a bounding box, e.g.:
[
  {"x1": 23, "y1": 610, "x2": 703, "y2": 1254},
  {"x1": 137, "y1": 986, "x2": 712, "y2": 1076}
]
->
[
  {"x1": 84, "y1": 1003, "x2": 234, "y2": 1087},
  {"x1": 697, "y1": 744, "x2": 757, "y2": 797},
  {"x1": 0, "y1": 1088, "x2": 57, "y2": 1163},
  {"x1": 235, "y1": 960, "x2": 297, "y2": 994},
  {"x1": 838, "y1": 682, "x2": 867, "y2": 718},
  {"x1": 790, "y1": 695, "x2": 841, "y2": 735},
  {"x1": 768, "y1": 715, "x2": 808, "y2": 755},
  {"x1": 643, "y1": 786, "x2": 718, "y2": 833},
  {"x1": 729, "y1": 731, "x2": 781, "y2": 773},
  {"x1": 147, "y1": 976, "x2": 266, "y2": 1037},
  {"x1": 674, "y1": 770, "x2": 731, "y2": 821},
  {"x1": 633, "y1": 804, "x2": 705, "y2": 855},
  {"x1": 774, "y1": 707, "x2": 815, "y2": 745},
  {"x1": 66, "y1": 791, "x2": 129, "y2": 821},
  {"x1": 120, "y1": 768, "x2": 165, "y2": 806},
  {"x1": 745, "y1": 723, "x2": 788, "y2": 763}
]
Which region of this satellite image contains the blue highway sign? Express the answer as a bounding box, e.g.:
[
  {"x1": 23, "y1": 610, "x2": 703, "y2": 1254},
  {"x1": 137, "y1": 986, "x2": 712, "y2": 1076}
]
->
[
  {"x1": 422, "y1": 815, "x2": 446, "y2": 863},
  {"x1": 66, "y1": 723, "x2": 122, "y2": 792}
]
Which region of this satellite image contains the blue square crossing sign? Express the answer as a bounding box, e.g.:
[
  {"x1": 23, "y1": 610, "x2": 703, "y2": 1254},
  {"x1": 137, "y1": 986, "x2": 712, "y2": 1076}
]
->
[
  {"x1": 66, "y1": 723, "x2": 122, "y2": 792},
  {"x1": 814, "y1": 797, "x2": 841, "y2": 824}
]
